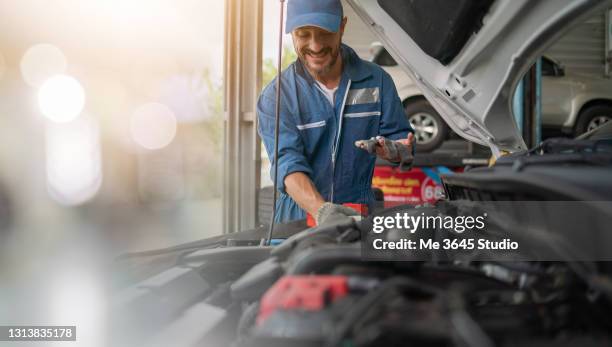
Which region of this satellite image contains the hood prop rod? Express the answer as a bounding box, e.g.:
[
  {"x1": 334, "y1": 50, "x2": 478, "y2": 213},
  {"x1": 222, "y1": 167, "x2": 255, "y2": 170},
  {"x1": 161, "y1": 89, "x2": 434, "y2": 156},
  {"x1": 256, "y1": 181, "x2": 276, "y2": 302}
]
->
[{"x1": 266, "y1": 0, "x2": 286, "y2": 246}]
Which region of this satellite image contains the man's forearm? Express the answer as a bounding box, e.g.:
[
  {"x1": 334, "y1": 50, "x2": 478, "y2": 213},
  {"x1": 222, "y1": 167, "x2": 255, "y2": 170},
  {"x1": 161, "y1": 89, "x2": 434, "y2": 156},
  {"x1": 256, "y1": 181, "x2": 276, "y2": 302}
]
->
[{"x1": 284, "y1": 172, "x2": 325, "y2": 216}]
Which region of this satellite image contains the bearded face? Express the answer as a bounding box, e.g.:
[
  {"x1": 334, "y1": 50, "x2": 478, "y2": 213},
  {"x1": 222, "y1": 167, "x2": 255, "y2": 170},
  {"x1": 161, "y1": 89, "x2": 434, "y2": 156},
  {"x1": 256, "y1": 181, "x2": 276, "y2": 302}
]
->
[{"x1": 292, "y1": 22, "x2": 345, "y2": 78}]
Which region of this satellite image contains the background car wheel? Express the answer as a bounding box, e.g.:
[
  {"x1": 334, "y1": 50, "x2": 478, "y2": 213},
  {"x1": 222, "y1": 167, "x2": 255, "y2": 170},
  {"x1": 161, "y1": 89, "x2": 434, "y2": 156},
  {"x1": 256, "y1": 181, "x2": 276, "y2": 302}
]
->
[
  {"x1": 574, "y1": 105, "x2": 612, "y2": 136},
  {"x1": 405, "y1": 99, "x2": 449, "y2": 152}
]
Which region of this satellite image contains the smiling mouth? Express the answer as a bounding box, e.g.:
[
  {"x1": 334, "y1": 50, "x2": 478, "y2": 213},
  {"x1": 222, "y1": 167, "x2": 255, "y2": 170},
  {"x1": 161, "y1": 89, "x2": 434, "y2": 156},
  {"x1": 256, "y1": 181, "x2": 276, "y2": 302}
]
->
[
  {"x1": 305, "y1": 50, "x2": 330, "y2": 60},
  {"x1": 309, "y1": 52, "x2": 327, "y2": 58}
]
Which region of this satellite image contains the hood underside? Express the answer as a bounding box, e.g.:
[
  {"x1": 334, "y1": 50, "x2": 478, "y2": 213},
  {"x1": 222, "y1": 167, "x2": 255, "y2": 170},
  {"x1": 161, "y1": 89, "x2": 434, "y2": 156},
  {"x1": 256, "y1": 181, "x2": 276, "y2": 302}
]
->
[{"x1": 346, "y1": 0, "x2": 611, "y2": 156}]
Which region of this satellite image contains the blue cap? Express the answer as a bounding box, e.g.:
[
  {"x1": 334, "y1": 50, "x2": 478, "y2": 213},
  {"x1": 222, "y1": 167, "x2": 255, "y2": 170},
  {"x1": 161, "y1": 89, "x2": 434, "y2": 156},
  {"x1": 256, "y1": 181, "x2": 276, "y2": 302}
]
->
[{"x1": 285, "y1": 0, "x2": 344, "y2": 34}]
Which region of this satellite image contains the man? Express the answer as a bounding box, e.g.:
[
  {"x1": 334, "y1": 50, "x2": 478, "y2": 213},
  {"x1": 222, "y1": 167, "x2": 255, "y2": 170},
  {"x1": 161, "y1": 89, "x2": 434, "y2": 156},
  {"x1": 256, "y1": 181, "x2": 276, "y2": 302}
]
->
[{"x1": 258, "y1": 0, "x2": 414, "y2": 225}]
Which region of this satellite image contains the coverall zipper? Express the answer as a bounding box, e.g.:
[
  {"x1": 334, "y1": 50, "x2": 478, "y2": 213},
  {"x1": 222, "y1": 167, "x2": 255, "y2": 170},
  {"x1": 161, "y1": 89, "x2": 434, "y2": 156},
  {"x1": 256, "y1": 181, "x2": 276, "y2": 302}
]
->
[{"x1": 330, "y1": 79, "x2": 352, "y2": 203}]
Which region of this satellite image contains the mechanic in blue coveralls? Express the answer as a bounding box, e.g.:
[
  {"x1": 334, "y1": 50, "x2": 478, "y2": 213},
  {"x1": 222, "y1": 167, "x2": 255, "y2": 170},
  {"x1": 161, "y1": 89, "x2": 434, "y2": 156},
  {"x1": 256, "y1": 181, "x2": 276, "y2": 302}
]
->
[{"x1": 258, "y1": 0, "x2": 415, "y2": 225}]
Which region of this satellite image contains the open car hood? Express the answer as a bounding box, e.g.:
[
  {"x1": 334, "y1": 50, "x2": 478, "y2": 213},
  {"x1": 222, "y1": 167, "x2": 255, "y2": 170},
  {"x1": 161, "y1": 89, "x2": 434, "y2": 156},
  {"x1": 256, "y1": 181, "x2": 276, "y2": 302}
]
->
[{"x1": 346, "y1": 0, "x2": 611, "y2": 156}]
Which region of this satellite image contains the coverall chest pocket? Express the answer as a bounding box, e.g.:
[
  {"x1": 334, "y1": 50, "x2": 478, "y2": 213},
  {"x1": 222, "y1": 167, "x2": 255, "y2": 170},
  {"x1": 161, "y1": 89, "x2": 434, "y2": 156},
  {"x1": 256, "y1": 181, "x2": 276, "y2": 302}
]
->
[
  {"x1": 339, "y1": 110, "x2": 381, "y2": 183},
  {"x1": 341, "y1": 86, "x2": 382, "y2": 143},
  {"x1": 342, "y1": 110, "x2": 381, "y2": 144},
  {"x1": 296, "y1": 115, "x2": 331, "y2": 157}
]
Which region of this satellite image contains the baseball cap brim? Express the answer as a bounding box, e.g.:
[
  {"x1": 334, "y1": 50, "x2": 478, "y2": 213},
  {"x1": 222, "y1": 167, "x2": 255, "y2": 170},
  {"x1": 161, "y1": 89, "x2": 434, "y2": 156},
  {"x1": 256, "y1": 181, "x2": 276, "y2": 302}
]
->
[{"x1": 285, "y1": 13, "x2": 342, "y2": 34}]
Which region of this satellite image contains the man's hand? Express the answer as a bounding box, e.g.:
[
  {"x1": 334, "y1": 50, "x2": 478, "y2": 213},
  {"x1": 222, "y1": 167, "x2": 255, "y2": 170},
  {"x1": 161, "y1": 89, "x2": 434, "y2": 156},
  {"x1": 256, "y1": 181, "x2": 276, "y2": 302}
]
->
[
  {"x1": 393, "y1": 132, "x2": 415, "y2": 154},
  {"x1": 315, "y1": 202, "x2": 359, "y2": 225},
  {"x1": 284, "y1": 172, "x2": 326, "y2": 217},
  {"x1": 355, "y1": 133, "x2": 415, "y2": 164}
]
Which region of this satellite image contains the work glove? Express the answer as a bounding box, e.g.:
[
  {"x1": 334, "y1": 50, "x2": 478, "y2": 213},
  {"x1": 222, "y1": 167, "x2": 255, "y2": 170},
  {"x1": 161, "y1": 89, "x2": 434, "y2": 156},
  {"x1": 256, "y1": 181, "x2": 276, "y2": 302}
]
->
[
  {"x1": 315, "y1": 202, "x2": 359, "y2": 226},
  {"x1": 355, "y1": 133, "x2": 415, "y2": 171}
]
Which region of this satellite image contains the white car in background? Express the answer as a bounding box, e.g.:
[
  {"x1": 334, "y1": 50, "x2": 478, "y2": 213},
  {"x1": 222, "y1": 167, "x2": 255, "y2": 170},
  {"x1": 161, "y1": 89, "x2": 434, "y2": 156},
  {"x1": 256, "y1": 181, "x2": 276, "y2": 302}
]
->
[
  {"x1": 371, "y1": 43, "x2": 612, "y2": 151},
  {"x1": 541, "y1": 55, "x2": 612, "y2": 134},
  {"x1": 370, "y1": 42, "x2": 450, "y2": 152}
]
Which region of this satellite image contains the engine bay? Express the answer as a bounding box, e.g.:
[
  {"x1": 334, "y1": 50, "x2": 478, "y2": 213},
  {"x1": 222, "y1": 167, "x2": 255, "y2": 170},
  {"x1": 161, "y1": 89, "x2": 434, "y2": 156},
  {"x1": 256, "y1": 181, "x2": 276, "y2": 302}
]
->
[
  {"x1": 112, "y1": 203, "x2": 612, "y2": 347},
  {"x1": 110, "y1": 137, "x2": 612, "y2": 347}
]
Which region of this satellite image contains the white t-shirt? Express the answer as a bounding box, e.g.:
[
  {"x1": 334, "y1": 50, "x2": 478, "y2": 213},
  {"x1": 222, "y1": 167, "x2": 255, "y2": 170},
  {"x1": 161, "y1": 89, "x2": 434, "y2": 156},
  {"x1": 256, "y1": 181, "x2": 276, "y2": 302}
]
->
[{"x1": 315, "y1": 80, "x2": 338, "y2": 107}]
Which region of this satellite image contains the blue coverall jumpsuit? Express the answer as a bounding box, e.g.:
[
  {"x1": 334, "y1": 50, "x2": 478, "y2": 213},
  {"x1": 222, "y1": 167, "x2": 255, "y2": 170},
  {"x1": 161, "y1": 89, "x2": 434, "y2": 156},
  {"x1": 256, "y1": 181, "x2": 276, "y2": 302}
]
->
[{"x1": 257, "y1": 44, "x2": 413, "y2": 222}]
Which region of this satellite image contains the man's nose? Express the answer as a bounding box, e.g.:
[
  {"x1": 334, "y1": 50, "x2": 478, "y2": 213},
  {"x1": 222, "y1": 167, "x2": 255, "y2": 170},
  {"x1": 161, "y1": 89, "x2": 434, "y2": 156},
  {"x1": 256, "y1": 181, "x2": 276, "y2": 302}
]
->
[{"x1": 307, "y1": 36, "x2": 324, "y2": 53}]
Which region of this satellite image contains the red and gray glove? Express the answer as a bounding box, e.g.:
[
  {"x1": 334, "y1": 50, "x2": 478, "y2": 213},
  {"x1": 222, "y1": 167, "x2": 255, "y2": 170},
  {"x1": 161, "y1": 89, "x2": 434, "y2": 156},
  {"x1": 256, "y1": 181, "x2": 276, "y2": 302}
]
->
[{"x1": 355, "y1": 133, "x2": 415, "y2": 171}]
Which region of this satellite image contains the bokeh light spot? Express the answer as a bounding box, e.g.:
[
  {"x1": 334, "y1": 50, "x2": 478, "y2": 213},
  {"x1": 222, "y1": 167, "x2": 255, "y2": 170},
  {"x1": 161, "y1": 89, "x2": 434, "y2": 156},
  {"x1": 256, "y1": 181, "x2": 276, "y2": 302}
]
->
[
  {"x1": 20, "y1": 43, "x2": 67, "y2": 87},
  {"x1": 46, "y1": 117, "x2": 102, "y2": 206},
  {"x1": 38, "y1": 74, "x2": 86, "y2": 123},
  {"x1": 130, "y1": 103, "x2": 177, "y2": 150}
]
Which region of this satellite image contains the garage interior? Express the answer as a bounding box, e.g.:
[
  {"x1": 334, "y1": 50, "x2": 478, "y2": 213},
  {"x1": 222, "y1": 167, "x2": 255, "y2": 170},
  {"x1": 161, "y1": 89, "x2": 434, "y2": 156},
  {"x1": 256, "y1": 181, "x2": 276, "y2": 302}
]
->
[
  {"x1": 0, "y1": 1, "x2": 611, "y2": 346},
  {"x1": 223, "y1": 0, "x2": 612, "y2": 233}
]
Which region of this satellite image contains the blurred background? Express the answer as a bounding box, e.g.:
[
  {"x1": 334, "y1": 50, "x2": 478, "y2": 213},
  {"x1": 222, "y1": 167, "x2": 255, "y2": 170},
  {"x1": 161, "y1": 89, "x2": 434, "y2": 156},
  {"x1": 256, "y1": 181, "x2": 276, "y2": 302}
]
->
[
  {"x1": 0, "y1": 0, "x2": 228, "y2": 254},
  {"x1": 0, "y1": 1, "x2": 301, "y2": 345},
  {"x1": 0, "y1": 1, "x2": 228, "y2": 345}
]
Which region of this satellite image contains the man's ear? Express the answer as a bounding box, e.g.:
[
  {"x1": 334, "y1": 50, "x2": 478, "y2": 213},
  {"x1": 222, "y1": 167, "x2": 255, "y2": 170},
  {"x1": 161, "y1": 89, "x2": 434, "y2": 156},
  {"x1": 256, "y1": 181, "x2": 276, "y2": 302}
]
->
[{"x1": 340, "y1": 16, "x2": 348, "y2": 35}]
